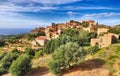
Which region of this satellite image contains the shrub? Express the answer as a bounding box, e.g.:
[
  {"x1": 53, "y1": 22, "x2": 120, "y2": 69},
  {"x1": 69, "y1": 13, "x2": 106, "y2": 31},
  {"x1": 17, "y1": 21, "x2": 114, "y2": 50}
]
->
[
  {"x1": 0, "y1": 40, "x2": 5, "y2": 47},
  {"x1": 24, "y1": 48, "x2": 35, "y2": 57},
  {"x1": 9, "y1": 54, "x2": 31, "y2": 76},
  {"x1": 0, "y1": 52, "x2": 6, "y2": 60},
  {"x1": 0, "y1": 52, "x2": 19, "y2": 75},
  {"x1": 87, "y1": 46, "x2": 100, "y2": 55},
  {"x1": 0, "y1": 53, "x2": 19, "y2": 70},
  {"x1": 0, "y1": 68, "x2": 7, "y2": 76},
  {"x1": 49, "y1": 42, "x2": 86, "y2": 75},
  {"x1": 35, "y1": 50, "x2": 43, "y2": 58}
]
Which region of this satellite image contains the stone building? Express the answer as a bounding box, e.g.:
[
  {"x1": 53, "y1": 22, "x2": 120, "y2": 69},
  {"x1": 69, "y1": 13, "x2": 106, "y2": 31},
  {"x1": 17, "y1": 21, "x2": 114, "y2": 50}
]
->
[
  {"x1": 35, "y1": 36, "x2": 49, "y2": 46},
  {"x1": 91, "y1": 33, "x2": 119, "y2": 48},
  {"x1": 97, "y1": 28, "x2": 109, "y2": 36}
]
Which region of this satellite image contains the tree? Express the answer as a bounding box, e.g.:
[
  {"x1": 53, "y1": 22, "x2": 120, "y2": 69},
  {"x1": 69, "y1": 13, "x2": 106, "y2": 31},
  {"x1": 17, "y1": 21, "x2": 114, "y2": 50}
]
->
[
  {"x1": 24, "y1": 48, "x2": 35, "y2": 57},
  {"x1": 9, "y1": 54, "x2": 31, "y2": 76},
  {"x1": 87, "y1": 46, "x2": 99, "y2": 55},
  {"x1": 87, "y1": 32, "x2": 97, "y2": 42},
  {"x1": 0, "y1": 52, "x2": 6, "y2": 60},
  {"x1": 0, "y1": 53, "x2": 19, "y2": 70},
  {"x1": 0, "y1": 52, "x2": 19, "y2": 75},
  {"x1": 109, "y1": 25, "x2": 120, "y2": 35},
  {"x1": 44, "y1": 35, "x2": 71, "y2": 54},
  {"x1": 44, "y1": 28, "x2": 90, "y2": 54},
  {"x1": 0, "y1": 40, "x2": 5, "y2": 47},
  {"x1": 80, "y1": 22, "x2": 89, "y2": 27},
  {"x1": 77, "y1": 29, "x2": 89, "y2": 45},
  {"x1": 49, "y1": 42, "x2": 86, "y2": 75},
  {"x1": 35, "y1": 50, "x2": 43, "y2": 58}
]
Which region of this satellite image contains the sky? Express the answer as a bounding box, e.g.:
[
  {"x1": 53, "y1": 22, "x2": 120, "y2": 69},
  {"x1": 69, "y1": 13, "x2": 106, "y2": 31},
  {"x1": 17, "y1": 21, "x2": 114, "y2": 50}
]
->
[{"x1": 0, "y1": 0, "x2": 120, "y2": 28}]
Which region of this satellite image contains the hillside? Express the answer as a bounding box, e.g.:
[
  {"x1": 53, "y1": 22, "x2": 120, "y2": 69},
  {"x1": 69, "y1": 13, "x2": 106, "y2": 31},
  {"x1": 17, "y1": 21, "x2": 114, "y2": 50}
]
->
[
  {"x1": 24, "y1": 43, "x2": 120, "y2": 76},
  {"x1": 92, "y1": 43, "x2": 120, "y2": 76}
]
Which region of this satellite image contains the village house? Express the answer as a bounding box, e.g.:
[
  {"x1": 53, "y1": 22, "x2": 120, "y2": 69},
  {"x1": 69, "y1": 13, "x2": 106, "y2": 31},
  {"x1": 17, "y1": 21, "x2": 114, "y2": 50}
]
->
[
  {"x1": 82, "y1": 20, "x2": 97, "y2": 32},
  {"x1": 91, "y1": 33, "x2": 119, "y2": 48},
  {"x1": 44, "y1": 20, "x2": 98, "y2": 39},
  {"x1": 35, "y1": 36, "x2": 49, "y2": 46},
  {"x1": 97, "y1": 28, "x2": 109, "y2": 36}
]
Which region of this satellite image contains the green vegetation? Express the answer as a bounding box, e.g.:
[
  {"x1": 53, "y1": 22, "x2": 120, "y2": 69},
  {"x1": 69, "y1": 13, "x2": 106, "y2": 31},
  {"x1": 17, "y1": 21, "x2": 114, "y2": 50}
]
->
[
  {"x1": 0, "y1": 50, "x2": 20, "y2": 75},
  {"x1": 109, "y1": 25, "x2": 120, "y2": 35},
  {"x1": 24, "y1": 48, "x2": 35, "y2": 57},
  {"x1": 44, "y1": 28, "x2": 96, "y2": 54},
  {"x1": 9, "y1": 54, "x2": 31, "y2": 76},
  {"x1": 27, "y1": 32, "x2": 45, "y2": 40},
  {"x1": 49, "y1": 42, "x2": 87, "y2": 75},
  {"x1": 0, "y1": 40, "x2": 6, "y2": 47},
  {"x1": 35, "y1": 50, "x2": 43, "y2": 58},
  {"x1": 93, "y1": 43, "x2": 120, "y2": 75},
  {"x1": 80, "y1": 22, "x2": 89, "y2": 27}
]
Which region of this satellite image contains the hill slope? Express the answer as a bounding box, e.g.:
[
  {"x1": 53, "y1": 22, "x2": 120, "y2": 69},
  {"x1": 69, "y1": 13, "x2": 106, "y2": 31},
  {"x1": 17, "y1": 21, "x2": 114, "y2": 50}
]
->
[{"x1": 92, "y1": 43, "x2": 120, "y2": 76}]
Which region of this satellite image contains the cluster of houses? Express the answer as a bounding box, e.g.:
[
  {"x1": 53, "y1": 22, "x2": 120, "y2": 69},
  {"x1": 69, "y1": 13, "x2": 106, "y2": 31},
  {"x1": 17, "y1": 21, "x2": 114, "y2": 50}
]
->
[
  {"x1": 91, "y1": 28, "x2": 119, "y2": 48},
  {"x1": 32, "y1": 20, "x2": 119, "y2": 48}
]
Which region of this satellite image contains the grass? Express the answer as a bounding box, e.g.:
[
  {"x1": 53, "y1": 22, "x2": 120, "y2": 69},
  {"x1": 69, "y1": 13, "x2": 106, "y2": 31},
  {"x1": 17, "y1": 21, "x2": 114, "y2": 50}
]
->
[
  {"x1": 92, "y1": 43, "x2": 120, "y2": 75},
  {"x1": 32, "y1": 55, "x2": 52, "y2": 68}
]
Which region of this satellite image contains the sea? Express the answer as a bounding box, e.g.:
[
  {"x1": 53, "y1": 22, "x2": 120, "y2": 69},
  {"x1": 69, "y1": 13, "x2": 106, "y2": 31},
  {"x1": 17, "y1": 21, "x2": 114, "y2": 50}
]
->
[{"x1": 0, "y1": 28, "x2": 32, "y2": 35}]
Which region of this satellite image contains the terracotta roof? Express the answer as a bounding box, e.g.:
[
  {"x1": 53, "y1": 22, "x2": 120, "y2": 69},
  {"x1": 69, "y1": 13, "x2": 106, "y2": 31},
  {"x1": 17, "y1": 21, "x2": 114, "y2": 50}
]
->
[
  {"x1": 88, "y1": 20, "x2": 94, "y2": 23},
  {"x1": 35, "y1": 36, "x2": 47, "y2": 40}
]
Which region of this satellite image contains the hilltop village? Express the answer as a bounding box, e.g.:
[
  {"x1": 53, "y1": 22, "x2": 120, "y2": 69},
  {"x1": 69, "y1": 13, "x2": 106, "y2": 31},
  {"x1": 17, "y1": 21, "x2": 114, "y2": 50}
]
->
[
  {"x1": 32, "y1": 20, "x2": 119, "y2": 48},
  {"x1": 0, "y1": 20, "x2": 120, "y2": 76}
]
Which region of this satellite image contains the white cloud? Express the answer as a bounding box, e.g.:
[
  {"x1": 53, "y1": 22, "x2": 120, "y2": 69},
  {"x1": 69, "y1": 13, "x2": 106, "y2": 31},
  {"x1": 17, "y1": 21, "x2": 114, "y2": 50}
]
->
[
  {"x1": 81, "y1": 12, "x2": 120, "y2": 19},
  {"x1": 0, "y1": 3, "x2": 58, "y2": 13},
  {"x1": 63, "y1": 6, "x2": 117, "y2": 10},
  {"x1": 67, "y1": 11, "x2": 80, "y2": 15},
  {"x1": 8, "y1": 0, "x2": 82, "y2": 4}
]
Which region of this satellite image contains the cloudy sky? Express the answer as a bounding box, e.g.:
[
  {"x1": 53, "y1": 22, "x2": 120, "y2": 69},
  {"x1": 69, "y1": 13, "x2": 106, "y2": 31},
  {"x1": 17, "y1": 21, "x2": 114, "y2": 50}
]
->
[{"x1": 0, "y1": 0, "x2": 120, "y2": 28}]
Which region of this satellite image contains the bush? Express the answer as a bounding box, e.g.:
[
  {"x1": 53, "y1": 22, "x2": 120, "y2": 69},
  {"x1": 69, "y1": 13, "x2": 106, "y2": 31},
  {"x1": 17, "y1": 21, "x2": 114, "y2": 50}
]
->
[
  {"x1": 49, "y1": 42, "x2": 86, "y2": 75},
  {"x1": 0, "y1": 52, "x2": 19, "y2": 75},
  {"x1": 0, "y1": 68, "x2": 7, "y2": 76},
  {"x1": 35, "y1": 50, "x2": 43, "y2": 58},
  {"x1": 9, "y1": 54, "x2": 31, "y2": 76},
  {"x1": 0, "y1": 40, "x2": 5, "y2": 47},
  {"x1": 0, "y1": 53, "x2": 19, "y2": 70},
  {"x1": 87, "y1": 46, "x2": 100, "y2": 55},
  {"x1": 0, "y1": 52, "x2": 6, "y2": 60},
  {"x1": 24, "y1": 48, "x2": 35, "y2": 57}
]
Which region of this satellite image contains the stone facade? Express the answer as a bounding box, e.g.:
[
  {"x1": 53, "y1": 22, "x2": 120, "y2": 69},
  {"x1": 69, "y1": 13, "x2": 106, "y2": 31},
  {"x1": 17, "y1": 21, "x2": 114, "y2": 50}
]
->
[
  {"x1": 44, "y1": 20, "x2": 97, "y2": 39},
  {"x1": 97, "y1": 28, "x2": 109, "y2": 35},
  {"x1": 35, "y1": 36, "x2": 49, "y2": 46},
  {"x1": 91, "y1": 33, "x2": 119, "y2": 48}
]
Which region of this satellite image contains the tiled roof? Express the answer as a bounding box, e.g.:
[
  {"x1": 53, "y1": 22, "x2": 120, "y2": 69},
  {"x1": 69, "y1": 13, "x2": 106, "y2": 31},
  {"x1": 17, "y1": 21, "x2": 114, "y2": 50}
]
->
[{"x1": 35, "y1": 36, "x2": 47, "y2": 40}]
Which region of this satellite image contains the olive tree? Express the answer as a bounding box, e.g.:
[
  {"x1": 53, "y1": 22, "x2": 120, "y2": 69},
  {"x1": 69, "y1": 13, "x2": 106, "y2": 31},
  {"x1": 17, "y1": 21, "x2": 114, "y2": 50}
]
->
[
  {"x1": 49, "y1": 42, "x2": 86, "y2": 75},
  {"x1": 9, "y1": 54, "x2": 31, "y2": 76}
]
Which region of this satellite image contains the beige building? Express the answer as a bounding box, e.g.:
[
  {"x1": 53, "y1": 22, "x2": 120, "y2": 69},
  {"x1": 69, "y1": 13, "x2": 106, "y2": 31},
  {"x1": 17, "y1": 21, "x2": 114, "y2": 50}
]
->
[
  {"x1": 91, "y1": 33, "x2": 119, "y2": 48},
  {"x1": 97, "y1": 28, "x2": 109, "y2": 36},
  {"x1": 35, "y1": 36, "x2": 49, "y2": 46}
]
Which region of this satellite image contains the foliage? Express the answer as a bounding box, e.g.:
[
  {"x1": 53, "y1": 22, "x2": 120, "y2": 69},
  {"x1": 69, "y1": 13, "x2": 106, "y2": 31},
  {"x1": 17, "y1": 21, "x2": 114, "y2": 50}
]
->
[
  {"x1": 11, "y1": 48, "x2": 20, "y2": 53},
  {"x1": 24, "y1": 48, "x2": 35, "y2": 57},
  {"x1": 0, "y1": 52, "x2": 20, "y2": 75},
  {"x1": 109, "y1": 25, "x2": 120, "y2": 35},
  {"x1": 87, "y1": 46, "x2": 100, "y2": 55},
  {"x1": 9, "y1": 54, "x2": 31, "y2": 76},
  {"x1": 35, "y1": 50, "x2": 43, "y2": 58},
  {"x1": 0, "y1": 40, "x2": 5, "y2": 47},
  {"x1": 80, "y1": 22, "x2": 89, "y2": 27},
  {"x1": 0, "y1": 52, "x2": 6, "y2": 60},
  {"x1": 87, "y1": 32, "x2": 97, "y2": 41},
  {"x1": 27, "y1": 32, "x2": 45, "y2": 40},
  {"x1": 44, "y1": 28, "x2": 90, "y2": 54},
  {"x1": 49, "y1": 42, "x2": 86, "y2": 75},
  {"x1": 44, "y1": 35, "x2": 71, "y2": 54},
  {"x1": 0, "y1": 68, "x2": 7, "y2": 76}
]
